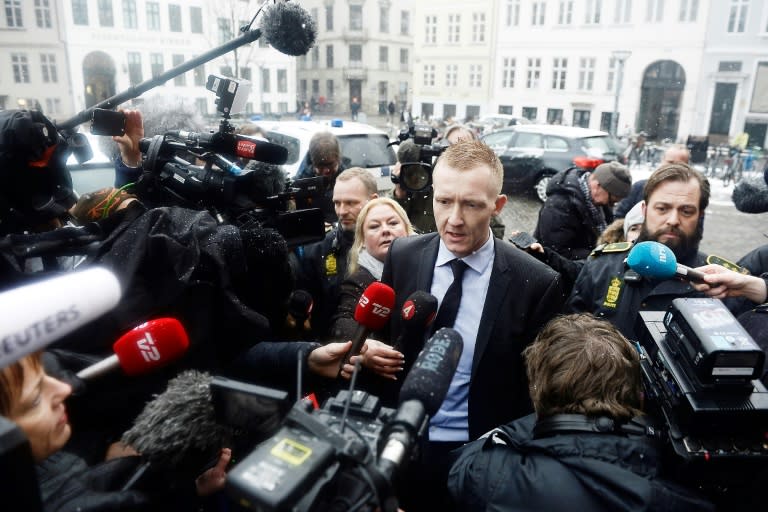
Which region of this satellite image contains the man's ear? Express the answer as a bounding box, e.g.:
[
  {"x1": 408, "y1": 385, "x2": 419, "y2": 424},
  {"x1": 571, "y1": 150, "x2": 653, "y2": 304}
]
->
[{"x1": 494, "y1": 194, "x2": 507, "y2": 215}]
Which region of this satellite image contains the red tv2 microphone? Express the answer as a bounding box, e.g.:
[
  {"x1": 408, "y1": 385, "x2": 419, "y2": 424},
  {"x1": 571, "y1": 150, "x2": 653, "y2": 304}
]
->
[
  {"x1": 77, "y1": 318, "x2": 190, "y2": 380},
  {"x1": 338, "y1": 282, "x2": 396, "y2": 374}
]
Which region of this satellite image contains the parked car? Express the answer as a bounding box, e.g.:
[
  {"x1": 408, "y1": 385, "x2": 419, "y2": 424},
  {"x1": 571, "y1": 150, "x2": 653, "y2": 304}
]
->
[
  {"x1": 469, "y1": 114, "x2": 531, "y2": 135},
  {"x1": 254, "y1": 119, "x2": 397, "y2": 194},
  {"x1": 481, "y1": 124, "x2": 621, "y2": 202}
]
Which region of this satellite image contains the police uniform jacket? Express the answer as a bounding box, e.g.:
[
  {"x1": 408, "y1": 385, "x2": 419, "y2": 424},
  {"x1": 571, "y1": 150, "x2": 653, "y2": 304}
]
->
[{"x1": 566, "y1": 244, "x2": 708, "y2": 341}]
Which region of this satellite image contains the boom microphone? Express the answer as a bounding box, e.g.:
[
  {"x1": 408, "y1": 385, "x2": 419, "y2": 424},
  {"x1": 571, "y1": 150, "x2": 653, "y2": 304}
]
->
[
  {"x1": 627, "y1": 240, "x2": 706, "y2": 284},
  {"x1": 0, "y1": 267, "x2": 121, "y2": 369},
  {"x1": 121, "y1": 370, "x2": 231, "y2": 478},
  {"x1": 338, "y1": 282, "x2": 396, "y2": 374},
  {"x1": 377, "y1": 328, "x2": 463, "y2": 481},
  {"x1": 260, "y1": 1, "x2": 318, "y2": 56},
  {"x1": 76, "y1": 318, "x2": 189, "y2": 380},
  {"x1": 167, "y1": 131, "x2": 288, "y2": 165},
  {"x1": 732, "y1": 176, "x2": 768, "y2": 214},
  {"x1": 393, "y1": 291, "x2": 438, "y2": 352}
]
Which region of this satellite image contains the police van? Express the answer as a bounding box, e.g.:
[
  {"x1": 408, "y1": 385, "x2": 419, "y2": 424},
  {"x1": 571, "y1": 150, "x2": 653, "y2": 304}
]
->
[{"x1": 255, "y1": 119, "x2": 396, "y2": 195}]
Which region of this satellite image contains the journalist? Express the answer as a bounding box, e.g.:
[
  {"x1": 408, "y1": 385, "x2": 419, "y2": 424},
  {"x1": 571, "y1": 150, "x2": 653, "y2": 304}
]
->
[{"x1": 448, "y1": 313, "x2": 714, "y2": 511}]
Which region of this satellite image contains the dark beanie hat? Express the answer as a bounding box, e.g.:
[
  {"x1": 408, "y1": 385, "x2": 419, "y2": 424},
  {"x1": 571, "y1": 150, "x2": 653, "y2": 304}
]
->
[{"x1": 592, "y1": 161, "x2": 632, "y2": 198}]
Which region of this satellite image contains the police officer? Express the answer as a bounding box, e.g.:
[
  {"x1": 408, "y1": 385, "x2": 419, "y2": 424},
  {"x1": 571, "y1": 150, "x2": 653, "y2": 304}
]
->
[{"x1": 566, "y1": 163, "x2": 712, "y2": 340}]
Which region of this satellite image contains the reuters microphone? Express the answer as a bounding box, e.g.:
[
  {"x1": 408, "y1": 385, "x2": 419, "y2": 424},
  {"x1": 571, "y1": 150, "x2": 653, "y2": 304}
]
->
[
  {"x1": 76, "y1": 318, "x2": 189, "y2": 380},
  {"x1": 0, "y1": 267, "x2": 121, "y2": 369},
  {"x1": 338, "y1": 282, "x2": 396, "y2": 374}
]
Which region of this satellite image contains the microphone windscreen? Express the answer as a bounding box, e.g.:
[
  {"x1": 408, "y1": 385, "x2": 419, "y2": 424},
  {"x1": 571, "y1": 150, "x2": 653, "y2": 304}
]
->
[
  {"x1": 260, "y1": 1, "x2": 317, "y2": 56},
  {"x1": 236, "y1": 135, "x2": 288, "y2": 165},
  {"x1": 121, "y1": 370, "x2": 230, "y2": 477},
  {"x1": 400, "y1": 291, "x2": 438, "y2": 330},
  {"x1": 353, "y1": 281, "x2": 396, "y2": 331},
  {"x1": 114, "y1": 318, "x2": 190, "y2": 376},
  {"x1": 732, "y1": 177, "x2": 768, "y2": 214},
  {"x1": 626, "y1": 240, "x2": 677, "y2": 279},
  {"x1": 399, "y1": 327, "x2": 463, "y2": 416}
]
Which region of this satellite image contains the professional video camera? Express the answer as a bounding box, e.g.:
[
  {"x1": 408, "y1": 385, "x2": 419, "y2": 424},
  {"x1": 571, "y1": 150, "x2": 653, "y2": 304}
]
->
[
  {"x1": 635, "y1": 298, "x2": 768, "y2": 492},
  {"x1": 389, "y1": 115, "x2": 447, "y2": 193},
  {"x1": 213, "y1": 327, "x2": 463, "y2": 512},
  {"x1": 131, "y1": 74, "x2": 325, "y2": 247}
]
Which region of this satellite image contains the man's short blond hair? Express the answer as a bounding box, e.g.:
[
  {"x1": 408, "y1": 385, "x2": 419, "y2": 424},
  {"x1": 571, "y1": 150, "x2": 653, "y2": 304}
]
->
[
  {"x1": 434, "y1": 140, "x2": 504, "y2": 195},
  {"x1": 335, "y1": 167, "x2": 377, "y2": 196}
]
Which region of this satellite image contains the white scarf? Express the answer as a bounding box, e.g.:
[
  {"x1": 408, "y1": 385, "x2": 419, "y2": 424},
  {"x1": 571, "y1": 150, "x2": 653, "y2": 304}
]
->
[{"x1": 358, "y1": 248, "x2": 384, "y2": 280}]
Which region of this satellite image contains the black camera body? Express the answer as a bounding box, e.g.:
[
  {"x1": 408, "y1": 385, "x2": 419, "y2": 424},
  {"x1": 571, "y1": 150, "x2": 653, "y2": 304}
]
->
[
  {"x1": 226, "y1": 389, "x2": 397, "y2": 512},
  {"x1": 390, "y1": 124, "x2": 446, "y2": 193},
  {"x1": 636, "y1": 299, "x2": 768, "y2": 491}
]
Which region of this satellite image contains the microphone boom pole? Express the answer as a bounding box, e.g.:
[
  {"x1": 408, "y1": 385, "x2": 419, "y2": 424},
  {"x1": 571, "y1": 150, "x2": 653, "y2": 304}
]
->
[{"x1": 58, "y1": 29, "x2": 263, "y2": 132}]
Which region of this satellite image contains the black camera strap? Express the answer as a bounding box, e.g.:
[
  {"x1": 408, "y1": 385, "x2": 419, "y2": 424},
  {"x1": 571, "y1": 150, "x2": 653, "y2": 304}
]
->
[{"x1": 533, "y1": 414, "x2": 661, "y2": 440}]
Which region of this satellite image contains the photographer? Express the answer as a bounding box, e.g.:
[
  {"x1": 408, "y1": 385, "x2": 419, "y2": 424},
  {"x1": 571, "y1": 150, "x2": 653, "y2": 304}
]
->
[{"x1": 448, "y1": 313, "x2": 714, "y2": 511}]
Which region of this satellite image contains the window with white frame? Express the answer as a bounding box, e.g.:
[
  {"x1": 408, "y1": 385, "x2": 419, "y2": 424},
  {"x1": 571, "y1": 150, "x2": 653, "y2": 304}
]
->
[
  {"x1": 552, "y1": 57, "x2": 567, "y2": 89},
  {"x1": 645, "y1": 0, "x2": 663, "y2": 22},
  {"x1": 423, "y1": 64, "x2": 435, "y2": 87},
  {"x1": 34, "y1": 0, "x2": 51, "y2": 28},
  {"x1": 614, "y1": 0, "x2": 631, "y2": 23},
  {"x1": 448, "y1": 14, "x2": 460, "y2": 43},
  {"x1": 172, "y1": 54, "x2": 185, "y2": 85},
  {"x1": 127, "y1": 52, "x2": 142, "y2": 84},
  {"x1": 98, "y1": 0, "x2": 113, "y2": 27},
  {"x1": 11, "y1": 53, "x2": 29, "y2": 83},
  {"x1": 502, "y1": 57, "x2": 516, "y2": 88},
  {"x1": 506, "y1": 0, "x2": 520, "y2": 26},
  {"x1": 146, "y1": 2, "x2": 160, "y2": 31},
  {"x1": 469, "y1": 64, "x2": 482, "y2": 87},
  {"x1": 123, "y1": 0, "x2": 137, "y2": 29},
  {"x1": 72, "y1": 0, "x2": 88, "y2": 25},
  {"x1": 472, "y1": 12, "x2": 485, "y2": 42},
  {"x1": 558, "y1": 1, "x2": 573, "y2": 25},
  {"x1": 150, "y1": 53, "x2": 163, "y2": 77},
  {"x1": 446, "y1": 64, "x2": 458, "y2": 87},
  {"x1": 45, "y1": 98, "x2": 62, "y2": 115},
  {"x1": 380, "y1": 6, "x2": 389, "y2": 32},
  {"x1": 607, "y1": 56, "x2": 617, "y2": 91},
  {"x1": 585, "y1": 0, "x2": 602, "y2": 24},
  {"x1": 727, "y1": 0, "x2": 748, "y2": 33},
  {"x1": 6, "y1": 0, "x2": 22, "y2": 27},
  {"x1": 678, "y1": 0, "x2": 698, "y2": 22},
  {"x1": 578, "y1": 57, "x2": 595, "y2": 90},
  {"x1": 189, "y1": 6, "x2": 202, "y2": 33},
  {"x1": 349, "y1": 5, "x2": 362, "y2": 30},
  {"x1": 527, "y1": 58, "x2": 541, "y2": 88},
  {"x1": 532, "y1": 1, "x2": 546, "y2": 25},
  {"x1": 425, "y1": 15, "x2": 437, "y2": 44},
  {"x1": 400, "y1": 10, "x2": 409, "y2": 35},
  {"x1": 40, "y1": 53, "x2": 57, "y2": 83}
]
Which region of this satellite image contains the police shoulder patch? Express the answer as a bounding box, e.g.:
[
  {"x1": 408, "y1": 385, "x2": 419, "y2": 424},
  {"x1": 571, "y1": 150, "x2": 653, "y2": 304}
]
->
[
  {"x1": 706, "y1": 254, "x2": 750, "y2": 275},
  {"x1": 591, "y1": 241, "x2": 632, "y2": 257}
]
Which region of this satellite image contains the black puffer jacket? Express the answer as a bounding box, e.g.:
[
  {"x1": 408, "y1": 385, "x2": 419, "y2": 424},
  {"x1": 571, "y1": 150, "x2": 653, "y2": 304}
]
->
[
  {"x1": 448, "y1": 414, "x2": 714, "y2": 512},
  {"x1": 534, "y1": 168, "x2": 613, "y2": 260}
]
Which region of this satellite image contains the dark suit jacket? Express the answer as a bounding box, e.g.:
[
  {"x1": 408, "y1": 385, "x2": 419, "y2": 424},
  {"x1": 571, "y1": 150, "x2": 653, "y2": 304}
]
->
[{"x1": 380, "y1": 232, "x2": 566, "y2": 439}]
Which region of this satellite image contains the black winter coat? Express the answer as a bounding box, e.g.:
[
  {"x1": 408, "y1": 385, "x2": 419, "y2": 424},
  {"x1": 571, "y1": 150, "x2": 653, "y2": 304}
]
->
[
  {"x1": 534, "y1": 168, "x2": 613, "y2": 260},
  {"x1": 448, "y1": 414, "x2": 714, "y2": 512}
]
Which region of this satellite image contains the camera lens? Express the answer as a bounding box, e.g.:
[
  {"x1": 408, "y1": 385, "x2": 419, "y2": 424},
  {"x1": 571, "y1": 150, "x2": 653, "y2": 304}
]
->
[{"x1": 401, "y1": 163, "x2": 431, "y2": 192}]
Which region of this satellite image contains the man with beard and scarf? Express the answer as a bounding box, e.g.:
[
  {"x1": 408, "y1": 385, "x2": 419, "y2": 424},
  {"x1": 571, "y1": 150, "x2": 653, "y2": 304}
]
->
[{"x1": 565, "y1": 163, "x2": 710, "y2": 341}]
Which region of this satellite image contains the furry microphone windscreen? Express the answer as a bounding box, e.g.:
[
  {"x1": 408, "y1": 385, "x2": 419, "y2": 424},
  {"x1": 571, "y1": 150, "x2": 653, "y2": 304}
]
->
[
  {"x1": 260, "y1": 1, "x2": 318, "y2": 56},
  {"x1": 121, "y1": 370, "x2": 231, "y2": 478},
  {"x1": 732, "y1": 175, "x2": 768, "y2": 214}
]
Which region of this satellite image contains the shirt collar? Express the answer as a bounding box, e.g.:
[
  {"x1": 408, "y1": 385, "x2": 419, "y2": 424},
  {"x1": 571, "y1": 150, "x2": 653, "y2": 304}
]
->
[{"x1": 436, "y1": 228, "x2": 495, "y2": 274}]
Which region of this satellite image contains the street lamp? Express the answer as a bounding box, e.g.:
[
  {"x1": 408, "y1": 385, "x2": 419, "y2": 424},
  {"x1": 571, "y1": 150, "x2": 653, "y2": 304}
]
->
[{"x1": 611, "y1": 50, "x2": 632, "y2": 138}]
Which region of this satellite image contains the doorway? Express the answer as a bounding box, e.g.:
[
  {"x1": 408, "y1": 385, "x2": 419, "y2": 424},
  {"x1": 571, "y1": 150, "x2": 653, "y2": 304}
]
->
[
  {"x1": 638, "y1": 60, "x2": 685, "y2": 140},
  {"x1": 82, "y1": 51, "x2": 116, "y2": 108},
  {"x1": 709, "y1": 83, "x2": 737, "y2": 136}
]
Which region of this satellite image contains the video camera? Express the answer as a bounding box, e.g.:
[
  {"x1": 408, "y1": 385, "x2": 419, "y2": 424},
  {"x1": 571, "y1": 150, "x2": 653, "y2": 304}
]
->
[
  {"x1": 636, "y1": 298, "x2": 768, "y2": 490},
  {"x1": 389, "y1": 117, "x2": 447, "y2": 193},
  {"x1": 131, "y1": 75, "x2": 326, "y2": 247}
]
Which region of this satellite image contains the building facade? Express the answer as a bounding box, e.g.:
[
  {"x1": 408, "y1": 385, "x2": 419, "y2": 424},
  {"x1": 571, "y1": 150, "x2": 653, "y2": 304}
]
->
[
  {"x1": 0, "y1": 0, "x2": 75, "y2": 121},
  {"x1": 296, "y1": 0, "x2": 414, "y2": 119}
]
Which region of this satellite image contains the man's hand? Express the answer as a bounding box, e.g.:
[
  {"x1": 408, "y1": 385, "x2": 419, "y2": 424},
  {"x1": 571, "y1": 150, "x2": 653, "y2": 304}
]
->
[
  {"x1": 308, "y1": 341, "x2": 352, "y2": 378},
  {"x1": 693, "y1": 264, "x2": 768, "y2": 304},
  {"x1": 195, "y1": 448, "x2": 232, "y2": 497},
  {"x1": 113, "y1": 109, "x2": 144, "y2": 167},
  {"x1": 340, "y1": 339, "x2": 404, "y2": 380},
  {"x1": 391, "y1": 162, "x2": 408, "y2": 199}
]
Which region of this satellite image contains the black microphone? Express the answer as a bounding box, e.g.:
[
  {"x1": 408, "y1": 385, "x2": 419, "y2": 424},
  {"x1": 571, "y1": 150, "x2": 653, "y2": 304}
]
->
[
  {"x1": 392, "y1": 291, "x2": 438, "y2": 353},
  {"x1": 376, "y1": 327, "x2": 464, "y2": 482},
  {"x1": 260, "y1": 1, "x2": 318, "y2": 56},
  {"x1": 167, "y1": 131, "x2": 288, "y2": 165},
  {"x1": 287, "y1": 289, "x2": 313, "y2": 326},
  {"x1": 732, "y1": 177, "x2": 768, "y2": 214}
]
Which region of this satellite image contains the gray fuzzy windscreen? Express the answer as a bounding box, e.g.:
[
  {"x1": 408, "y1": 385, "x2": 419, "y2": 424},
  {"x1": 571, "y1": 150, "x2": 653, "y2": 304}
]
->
[{"x1": 121, "y1": 370, "x2": 231, "y2": 476}]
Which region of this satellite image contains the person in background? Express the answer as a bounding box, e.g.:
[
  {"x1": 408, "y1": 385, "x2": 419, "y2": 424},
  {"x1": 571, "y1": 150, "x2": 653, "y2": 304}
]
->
[
  {"x1": 295, "y1": 131, "x2": 349, "y2": 224},
  {"x1": 350, "y1": 96, "x2": 361, "y2": 121},
  {"x1": 614, "y1": 144, "x2": 690, "y2": 219},
  {"x1": 329, "y1": 197, "x2": 414, "y2": 343},
  {"x1": 0, "y1": 352, "x2": 231, "y2": 511},
  {"x1": 295, "y1": 168, "x2": 378, "y2": 340},
  {"x1": 448, "y1": 313, "x2": 714, "y2": 512}
]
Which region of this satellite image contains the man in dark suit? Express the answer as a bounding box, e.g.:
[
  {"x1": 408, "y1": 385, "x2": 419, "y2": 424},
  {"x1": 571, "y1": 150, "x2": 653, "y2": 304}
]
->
[{"x1": 346, "y1": 140, "x2": 565, "y2": 510}]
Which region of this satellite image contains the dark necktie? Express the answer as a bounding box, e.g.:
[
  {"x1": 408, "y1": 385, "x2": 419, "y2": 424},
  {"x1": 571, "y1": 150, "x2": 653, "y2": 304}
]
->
[{"x1": 432, "y1": 259, "x2": 468, "y2": 333}]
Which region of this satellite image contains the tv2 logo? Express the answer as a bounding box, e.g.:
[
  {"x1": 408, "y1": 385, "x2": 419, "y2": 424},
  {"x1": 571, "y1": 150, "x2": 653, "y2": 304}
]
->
[
  {"x1": 358, "y1": 295, "x2": 391, "y2": 318},
  {"x1": 137, "y1": 333, "x2": 161, "y2": 362}
]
